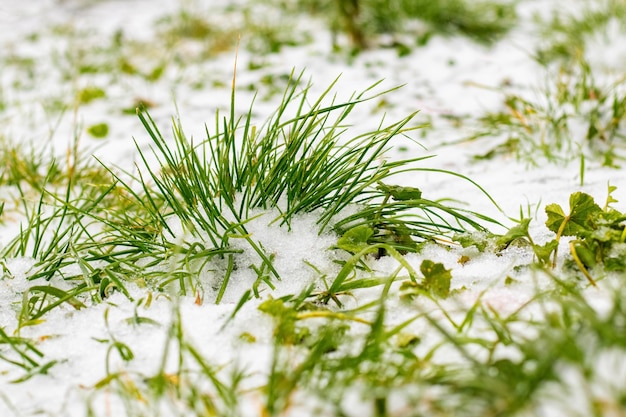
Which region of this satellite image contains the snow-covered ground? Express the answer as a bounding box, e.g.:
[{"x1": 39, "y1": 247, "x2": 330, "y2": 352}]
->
[{"x1": 1, "y1": 0, "x2": 626, "y2": 416}]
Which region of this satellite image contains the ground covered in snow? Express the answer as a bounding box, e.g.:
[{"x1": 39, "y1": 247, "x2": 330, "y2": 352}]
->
[{"x1": 1, "y1": 0, "x2": 626, "y2": 416}]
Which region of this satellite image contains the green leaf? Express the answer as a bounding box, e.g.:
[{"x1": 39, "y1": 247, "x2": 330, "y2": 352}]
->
[
  {"x1": 377, "y1": 182, "x2": 422, "y2": 201},
  {"x1": 545, "y1": 203, "x2": 567, "y2": 234},
  {"x1": 420, "y1": 259, "x2": 452, "y2": 299},
  {"x1": 76, "y1": 86, "x2": 106, "y2": 104},
  {"x1": 259, "y1": 298, "x2": 303, "y2": 344},
  {"x1": 337, "y1": 225, "x2": 375, "y2": 253},
  {"x1": 545, "y1": 192, "x2": 601, "y2": 237},
  {"x1": 574, "y1": 244, "x2": 597, "y2": 269},
  {"x1": 496, "y1": 218, "x2": 530, "y2": 249},
  {"x1": 87, "y1": 123, "x2": 109, "y2": 138},
  {"x1": 533, "y1": 239, "x2": 558, "y2": 265},
  {"x1": 567, "y1": 192, "x2": 602, "y2": 234},
  {"x1": 453, "y1": 232, "x2": 492, "y2": 252}
]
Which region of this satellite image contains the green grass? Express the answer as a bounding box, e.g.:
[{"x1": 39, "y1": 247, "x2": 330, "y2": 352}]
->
[
  {"x1": 67, "y1": 265, "x2": 626, "y2": 416},
  {"x1": 0, "y1": 61, "x2": 502, "y2": 398},
  {"x1": 469, "y1": 57, "x2": 626, "y2": 166},
  {"x1": 534, "y1": 0, "x2": 626, "y2": 65},
  {"x1": 297, "y1": 0, "x2": 516, "y2": 50},
  {"x1": 1, "y1": 70, "x2": 497, "y2": 306},
  {"x1": 2, "y1": 1, "x2": 626, "y2": 416},
  {"x1": 2, "y1": 71, "x2": 625, "y2": 416}
]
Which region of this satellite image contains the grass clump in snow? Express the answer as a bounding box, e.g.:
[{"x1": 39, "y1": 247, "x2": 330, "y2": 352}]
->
[
  {"x1": 1, "y1": 71, "x2": 497, "y2": 316},
  {"x1": 534, "y1": 0, "x2": 626, "y2": 65},
  {"x1": 471, "y1": 57, "x2": 626, "y2": 166},
  {"x1": 297, "y1": 0, "x2": 516, "y2": 50},
  {"x1": 113, "y1": 70, "x2": 496, "y2": 298},
  {"x1": 157, "y1": 3, "x2": 311, "y2": 57}
]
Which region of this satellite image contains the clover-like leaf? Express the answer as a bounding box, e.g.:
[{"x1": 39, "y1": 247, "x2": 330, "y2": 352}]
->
[
  {"x1": 545, "y1": 192, "x2": 601, "y2": 237},
  {"x1": 533, "y1": 239, "x2": 558, "y2": 265},
  {"x1": 420, "y1": 259, "x2": 452, "y2": 299},
  {"x1": 337, "y1": 225, "x2": 374, "y2": 253},
  {"x1": 567, "y1": 192, "x2": 602, "y2": 234},
  {"x1": 545, "y1": 203, "x2": 566, "y2": 234},
  {"x1": 496, "y1": 218, "x2": 530, "y2": 249}
]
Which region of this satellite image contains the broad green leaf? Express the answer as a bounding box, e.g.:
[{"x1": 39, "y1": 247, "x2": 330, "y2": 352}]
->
[
  {"x1": 420, "y1": 260, "x2": 452, "y2": 299},
  {"x1": 259, "y1": 299, "x2": 302, "y2": 344},
  {"x1": 496, "y1": 218, "x2": 530, "y2": 248},
  {"x1": 377, "y1": 182, "x2": 422, "y2": 201},
  {"x1": 545, "y1": 203, "x2": 566, "y2": 234},
  {"x1": 545, "y1": 192, "x2": 601, "y2": 237},
  {"x1": 567, "y1": 192, "x2": 602, "y2": 235},
  {"x1": 258, "y1": 298, "x2": 289, "y2": 317},
  {"x1": 533, "y1": 239, "x2": 558, "y2": 265},
  {"x1": 337, "y1": 225, "x2": 375, "y2": 253}
]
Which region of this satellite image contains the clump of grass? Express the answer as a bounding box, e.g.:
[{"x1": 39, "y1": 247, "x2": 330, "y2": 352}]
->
[
  {"x1": 156, "y1": 3, "x2": 311, "y2": 59},
  {"x1": 401, "y1": 0, "x2": 516, "y2": 44},
  {"x1": 0, "y1": 133, "x2": 113, "y2": 224},
  {"x1": 2, "y1": 69, "x2": 497, "y2": 311},
  {"x1": 0, "y1": 138, "x2": 63, "y2": 190},
  {"x1": 534, "y1": 0, "x2": 626, "y2": 65},
  {"x1": 87, "y1": 304, "x2": 244, "y2": 417},
  {"x1": 298, "y1": 0, "x2": 516, "y2": 49},
  {"x1": 116, "y1": 70, "x2": 497, "y2": 293},
  {"x1": 471, "y1": 57, "x2": 626, "y2": 166}
]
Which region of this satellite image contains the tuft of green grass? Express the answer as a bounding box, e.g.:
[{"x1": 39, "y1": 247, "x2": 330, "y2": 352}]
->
[
  {"x1": 534, "y1": 0, "x2": 626, "y2": 65},
  {"x1": 86, "y1": 303, "x2": 243, "y2": 417},
  {"x1": 298, "y1": 0, "x2": 516, "y2": 50},
  {"x1": 1, "y1": 69, "x2": 498, "y2": 317},
  {"x1": 0, "y1": 138, "x2": 63, "y2": 190},
  {"x1": 156, "y1": 4, "x2": 311, "y2": 59},
  {"x1": 471, "y1": 57, "x2": 626, "y2": 165},
  {"x1": 118, "y1": 70, "x2": 497, "y2": 294}
]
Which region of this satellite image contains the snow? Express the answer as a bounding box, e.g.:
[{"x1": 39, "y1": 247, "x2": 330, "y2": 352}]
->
[{"x1": 1, "y1": 0, "x2": 626, "y2": 415}]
